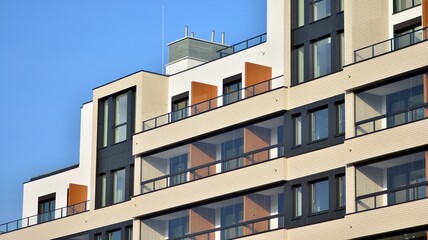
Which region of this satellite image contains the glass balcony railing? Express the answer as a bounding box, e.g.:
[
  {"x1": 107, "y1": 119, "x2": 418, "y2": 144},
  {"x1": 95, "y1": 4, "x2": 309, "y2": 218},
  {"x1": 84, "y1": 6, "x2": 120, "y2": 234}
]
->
[
  {"x1": 355, "y1": 104, "x2": 428, "y2": 136},
  {"x1": 0, "y1": 201, "x2": 89, "y2": 234},
  {"x1": 141, "y1": 144, "x2": 284, "y2": 194},
  {"x1": 354, "y1": 27, "x2": 428, "y2": 62},
  {"x1": 142, "y1": 75, "x2": 285, "y2": 132},
  {"x1": 216, "y1": 33, "x2": 267, "y2": 58}
]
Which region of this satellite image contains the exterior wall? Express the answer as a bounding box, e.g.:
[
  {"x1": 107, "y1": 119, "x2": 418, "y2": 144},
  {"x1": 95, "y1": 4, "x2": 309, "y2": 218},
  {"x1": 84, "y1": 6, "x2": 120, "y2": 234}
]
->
[
  {"x1": 165, "y1": 57, "x2": 206, "y2": 75},
  {"x1": 21, "y1": 102, "x2": 93, "y2": 219}
]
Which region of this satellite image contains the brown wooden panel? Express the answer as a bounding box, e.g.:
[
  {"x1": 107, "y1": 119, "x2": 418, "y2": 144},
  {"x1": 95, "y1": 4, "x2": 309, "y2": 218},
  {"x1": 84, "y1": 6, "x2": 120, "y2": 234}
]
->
[
  {"x1": 68, "y1": 184, "x2": 87, "y2": 215},
  {"x1": 243, "y1": 126, "x2": 271, "y2": 166},
  {"x1": 191, "y1": 81, "x2": 218, "y2": 115},
  {"x1": 189, "y1": 207, "x2": 215, "y2": 240},
  {"x1": 423, "y1": 0, "x2": 428, "y2": 27},
  {"x1": 189, "y1": 142, "x2": 216, "y2": 180},
  {"x1": 243, "y1": 194, "x2": 271, "y2": 235},
  {"x1": 245, "y1": 62, "x2": 272, "y2": 97}
]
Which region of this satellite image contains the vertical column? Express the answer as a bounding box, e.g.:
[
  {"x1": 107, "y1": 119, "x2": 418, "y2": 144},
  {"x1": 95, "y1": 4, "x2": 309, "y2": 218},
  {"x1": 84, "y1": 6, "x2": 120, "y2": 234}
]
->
[{"x1": 245, "y1": 62, "x2": 272, "y2": 97}]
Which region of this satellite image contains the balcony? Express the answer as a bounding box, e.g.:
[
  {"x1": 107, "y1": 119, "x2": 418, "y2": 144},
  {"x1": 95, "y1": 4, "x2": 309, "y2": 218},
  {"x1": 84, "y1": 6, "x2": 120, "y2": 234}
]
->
[
  {"x1": 216, "y1": 33, "x2": 267, "y2": 58},
  {"x1": 354, "y1": 27, "x2": 428, "y2": 63},
  {"x1": 0, "y1": 201, "x2": 89, "y2": 234},
  {"x1": 142, "y1": 75, "x2": 284, "y2": 132}
]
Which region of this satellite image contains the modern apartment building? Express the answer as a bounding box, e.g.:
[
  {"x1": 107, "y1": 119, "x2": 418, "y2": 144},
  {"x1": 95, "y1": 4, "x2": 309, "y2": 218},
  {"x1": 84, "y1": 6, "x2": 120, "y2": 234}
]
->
[{"x1": 1, "y1": 0, "x2": 428, "y2": 239}]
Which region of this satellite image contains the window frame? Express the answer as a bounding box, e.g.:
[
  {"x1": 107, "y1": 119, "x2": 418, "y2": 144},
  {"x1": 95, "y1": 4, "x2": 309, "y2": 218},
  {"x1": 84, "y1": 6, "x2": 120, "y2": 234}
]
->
[
  {"x1": 309, "y1": 107, "x2": 329, "y2": 142},
  {"x1": 112, "y1": 169, "x2": 126, "y2": 204},
  {"x1": 309, "y1": 179, "x2": 330, "y2": 214}
]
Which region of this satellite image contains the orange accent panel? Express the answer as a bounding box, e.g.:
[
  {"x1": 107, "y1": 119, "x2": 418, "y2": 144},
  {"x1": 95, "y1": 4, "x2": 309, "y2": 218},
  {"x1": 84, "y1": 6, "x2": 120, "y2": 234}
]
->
[
  {"x1": 243, "y1": 194, "x2": 271, "y2": 235},
  {"x1": 426, "y1": 151, "x2": 428, "y2": 193},
  {"x1": 68, "y1": 184, "x2": 87, "y2": 215},
  {"x1": 243, "y1": 126, "x2": 271, "y2": 166},
  {"x1": 191, "y1": 81, "x2": 218, "y2": 115},
  {"x1": 423, "y1": 0, "x2": 428, "y2": 27},
  {"x1": 189, "y1": 207, "x2": 215, "y2": 239},
  {"x1": 189, "y1": 142, "x2": 216, "y2": 180},
  {"x1": 245, "y1": 62, "x2": 272, "y2": 97}
]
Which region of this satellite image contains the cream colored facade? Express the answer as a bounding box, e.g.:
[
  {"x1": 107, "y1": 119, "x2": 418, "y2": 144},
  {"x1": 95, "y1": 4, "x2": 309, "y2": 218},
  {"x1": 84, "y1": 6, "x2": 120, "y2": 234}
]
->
[{"x1": 1, "y1": 0, "x2": 428, "y2": 240}]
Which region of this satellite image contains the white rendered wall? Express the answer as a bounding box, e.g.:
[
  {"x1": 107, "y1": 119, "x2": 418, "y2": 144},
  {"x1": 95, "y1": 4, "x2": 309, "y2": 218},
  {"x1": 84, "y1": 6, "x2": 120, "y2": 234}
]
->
[
  {"x1": 389, "y1": 3, "x2": 422, "y2": 38},
  {"x1": 167, "y1": 0, "x2": 284, "y2": 111},
  {"x1": 165, "y1": 57, "x2": 206, "y2": 75},
  {"x1": 22, "y1": 102, "x2": 93, "y2": 219}
]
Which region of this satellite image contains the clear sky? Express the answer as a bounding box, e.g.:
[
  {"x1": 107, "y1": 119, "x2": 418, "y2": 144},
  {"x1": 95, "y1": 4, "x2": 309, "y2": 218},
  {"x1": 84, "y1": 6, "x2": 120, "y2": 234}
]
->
[{"x1": 0, "y1": 0, "x2": 266, "y2": 224}]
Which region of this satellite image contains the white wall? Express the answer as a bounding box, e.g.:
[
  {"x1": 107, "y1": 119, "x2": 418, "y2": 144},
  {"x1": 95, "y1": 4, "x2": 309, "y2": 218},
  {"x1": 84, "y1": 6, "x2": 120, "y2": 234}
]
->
[
  {"x1": 22, "y1": 102, "x2": 93, "y2": 219},
  {"x1": 389, "y1": 4, "x2": 422, "y2": 38}
]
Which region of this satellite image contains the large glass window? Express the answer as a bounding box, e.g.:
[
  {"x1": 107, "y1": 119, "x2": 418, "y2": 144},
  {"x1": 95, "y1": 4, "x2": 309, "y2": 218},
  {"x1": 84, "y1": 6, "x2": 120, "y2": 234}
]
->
[
  {"x1": 221, "y1": 135, "x2": 244, "y2": 172},
  {"x1": 294, "y1": 186, "x2": 302, "y2": 217},
  {"x1": 113, "y1": 169, "x2": 126, "y2": 204},
  {"x1": 114, "y1": 93, "x2": 128, "y2": 143},
  {"x1": 108, "y1": 230, "x2": 121, "y2": 240},
  {"x1": 293, "y1": 115, "x2": 302, "y2": 146},
  {"x1": 356, "y1": 151, "x2": 427, "y2": 212},
  {"x1": 310, "y1": 180, "x2": 329, "y2": 213},
  {"x1": 103, "y1": 100, "x2": 109, "y2": 147},
  {"x1": 38, "y1": 195, "x2": 56, "y2": 223},
  {"x1": 101, "y1": 174, "x2": 107, "y2": 207},
  {"x1": 339, "y1": 32, "x2": 345, "y2": 68},
  {"x1": 313, "y1": 0, "x2": 331, "y2": 22},
  {"x1": 297, "y1": 46, "x2": 305, "y2": 83},
  {"x1": 297, "y1": 0, "x2": 305, "y2": 27},
  {"x1": 313, "y1": 37, "x2": 331, "y2": 78},
  {"x1": 355, "y1": 74, "x2": 425, "y2": 136},
  {"x1": 394, "y1": 0, "x2": 421, "y2": 13},
  {"x1": 169, "y1": 216, "x2": 189, "y2": 238},
  {"x1": 223, "y1": 80, "x2": 242, "y2": 105},
  {"x1": 221, "y1": 204, "x2": 243, "y2": 240},
  {"x1": 310, "y1": 108, "x2": 329, "y2": 141},
  {"x1": 170, "y1": 154, "x2": 188, "y2": 186},
  {"x1": 337, "y1": 175, "x2": 346, "y2": 208}
]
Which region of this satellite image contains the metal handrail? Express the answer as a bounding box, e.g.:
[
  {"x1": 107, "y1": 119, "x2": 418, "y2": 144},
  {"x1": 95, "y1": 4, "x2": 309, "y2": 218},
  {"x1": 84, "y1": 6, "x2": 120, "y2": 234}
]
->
[
  {"x1": 216, "y1": 33, "x2": 267, "y2": 58},
  {"x1": 355, "y1": 103, "x2": 428, "y2": 135},
  {"x1": 0, "y1": 201, "x2": 89, "y2": 234},
  {"x1": 141, "y1": 144, "x2": 284, "y2": 193},
  {"x1": 168, "y1": 214, "x2": 283, "y2": 240},
  {"x1": 354, "y1": 27, "x2": 428, "y2": 62},
  {"x1": 142, "y1": 75, "x2": 285, "y2": 132}
]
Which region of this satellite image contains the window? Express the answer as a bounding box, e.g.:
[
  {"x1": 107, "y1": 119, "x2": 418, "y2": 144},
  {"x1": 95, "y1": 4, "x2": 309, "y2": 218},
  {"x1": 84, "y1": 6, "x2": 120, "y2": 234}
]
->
[
  {"x1": 337, "y1": 175, "x2": 346, "y2": 208},
  {"x1": 221, "y1": 204, "x2": 243, "y2": 240},
  {"x1": 38, "y1": 194, "x2": 56, "y2": 223},
  {"x1": 294, "y1": 186, "x2": 302, "y2": 217},
  {"x1": 310, "y1": 108, "x2": 329, "y2": 141},
  {"x1": 114, "y1": 93, "x2": 128, "y2": 143},
  {"x1": 172, "y1": 95, "x2": 188, "y2": 121},
  {"x1": 313, "y1": 37, "x2": 331, "y2": 78},
  {"x1": 126, "y1": 227, "x2": 133, "y2": 240},
  {"x1": 336, "y1": 102, "x2": 345, "y2": 135},
  {"x1": 168, "y1": 216, "x2": 189, "y2": 238},
  {"x1": 339, "y1": 0, "x2": 344, "y2": 12},
  {"x1": 223, "y1": 80, "x2": 242, "y2": 105},
  {"x1": 170, "y1": 154, "x2": 188, "y2": 186},
  {"x1": 293, "y1": 115, "x2": 302, "y2": 146},
  {"x1": 95, "y1": 234, "x2": 102, "y2": 240},
  {"x1": 101, "y1": 174, "x2": 107, "y2": 207},
  {"x1": 310, "y1": 180, "x2": 329, "y2": 213},
  {"x1": 297, "y1": 46, "x2": 305, "y2": 83},
  {"x1": 113, "y1": 169, "x2": 126, "y2": 204},
  {"x1": 221, "y1": 137, "x2": 244, "y2": 171},
  {"x1": 356, "y1": 151, "x2": 426, "y2": 211},
  {"x1": 394, "y1": 0, "x2": 421, "y2": 13},
  {"x1": 313, "y1": 0, "x2": 331, "y2": 22},
  {"x1": 339, "y1": 32, "x2": 344, "y2": 68},
  {"x1": 297, "y1": 0, "x2": 305, "y2": 27},
  {"x1": 102, "y1": 100, "x2": 109, "y2": 147},
  {"x1": 108, "y1": 230, "x2": 121, "y2": 240}
]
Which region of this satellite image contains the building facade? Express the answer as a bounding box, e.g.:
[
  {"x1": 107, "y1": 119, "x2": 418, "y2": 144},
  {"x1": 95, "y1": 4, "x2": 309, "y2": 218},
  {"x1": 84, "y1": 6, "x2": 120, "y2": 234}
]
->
[{"x1": 1, "y1": 0, "x2": 428, "y2": 239}]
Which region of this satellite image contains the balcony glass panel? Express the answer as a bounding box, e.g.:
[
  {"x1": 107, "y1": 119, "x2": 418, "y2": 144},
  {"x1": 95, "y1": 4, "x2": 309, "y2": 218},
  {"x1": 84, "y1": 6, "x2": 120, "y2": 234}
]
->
[
  {"x1": 355, "y1": 74, "x2": 425, "y2": 136},
  {"x1": 140, "y1": 186, "x2": 283, "y2": 240},
  {"x1": 140, "y1": 116, "x2": 284, "y2": 194},
  {"x1": 356, "y1": 150, "x2": 427, "y2": 212}
]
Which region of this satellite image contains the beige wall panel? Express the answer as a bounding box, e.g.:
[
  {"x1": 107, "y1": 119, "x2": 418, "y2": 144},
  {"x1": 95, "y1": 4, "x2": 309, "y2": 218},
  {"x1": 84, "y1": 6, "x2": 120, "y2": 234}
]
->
[
  {"x1": 345, "y1": 92, "x2": 355, "y2": 139},
  {"x1": 345, "y1": 41, "x2": 428, "y2": 92},
  {"x1": 283, "y1": 0, "x2": 291, "y2": 88},
  {"x1": 287, "y1": 72, "x2": 345, "y2": 109},
  {"x1": 345, "y1": 118, "x2": 428, "y2": 165},
  {"x1": 133, "y1": 159, "x2": 284, "y2": 218},
  {"x1": 288, "y1": 218, "x2": 346, "y2": 240},
  {"x1": 346, "y1": 166, "x2": 356, "y2": 214},
  {"x1": 133, "y1": 88, "x2": 287, "y2": 155},
  {"x1": 287, "y1": 144, "x2": 345, "y2": 180},
  {"x1": 345, "y1": 199, "x2": 428, "y2": 239},
  {"x1": 344, "y1": 0, "x2": 389, "y2": 65},
  {"x1": 237, "y1": 229, "x2": 286, "y2": 240}
]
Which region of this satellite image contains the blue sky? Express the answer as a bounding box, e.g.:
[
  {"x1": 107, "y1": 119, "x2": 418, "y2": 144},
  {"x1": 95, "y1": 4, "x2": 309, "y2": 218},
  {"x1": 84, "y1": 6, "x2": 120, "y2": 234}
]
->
[{"x1": 0, "y1": 0, "x2": 266, "y2": 224}]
